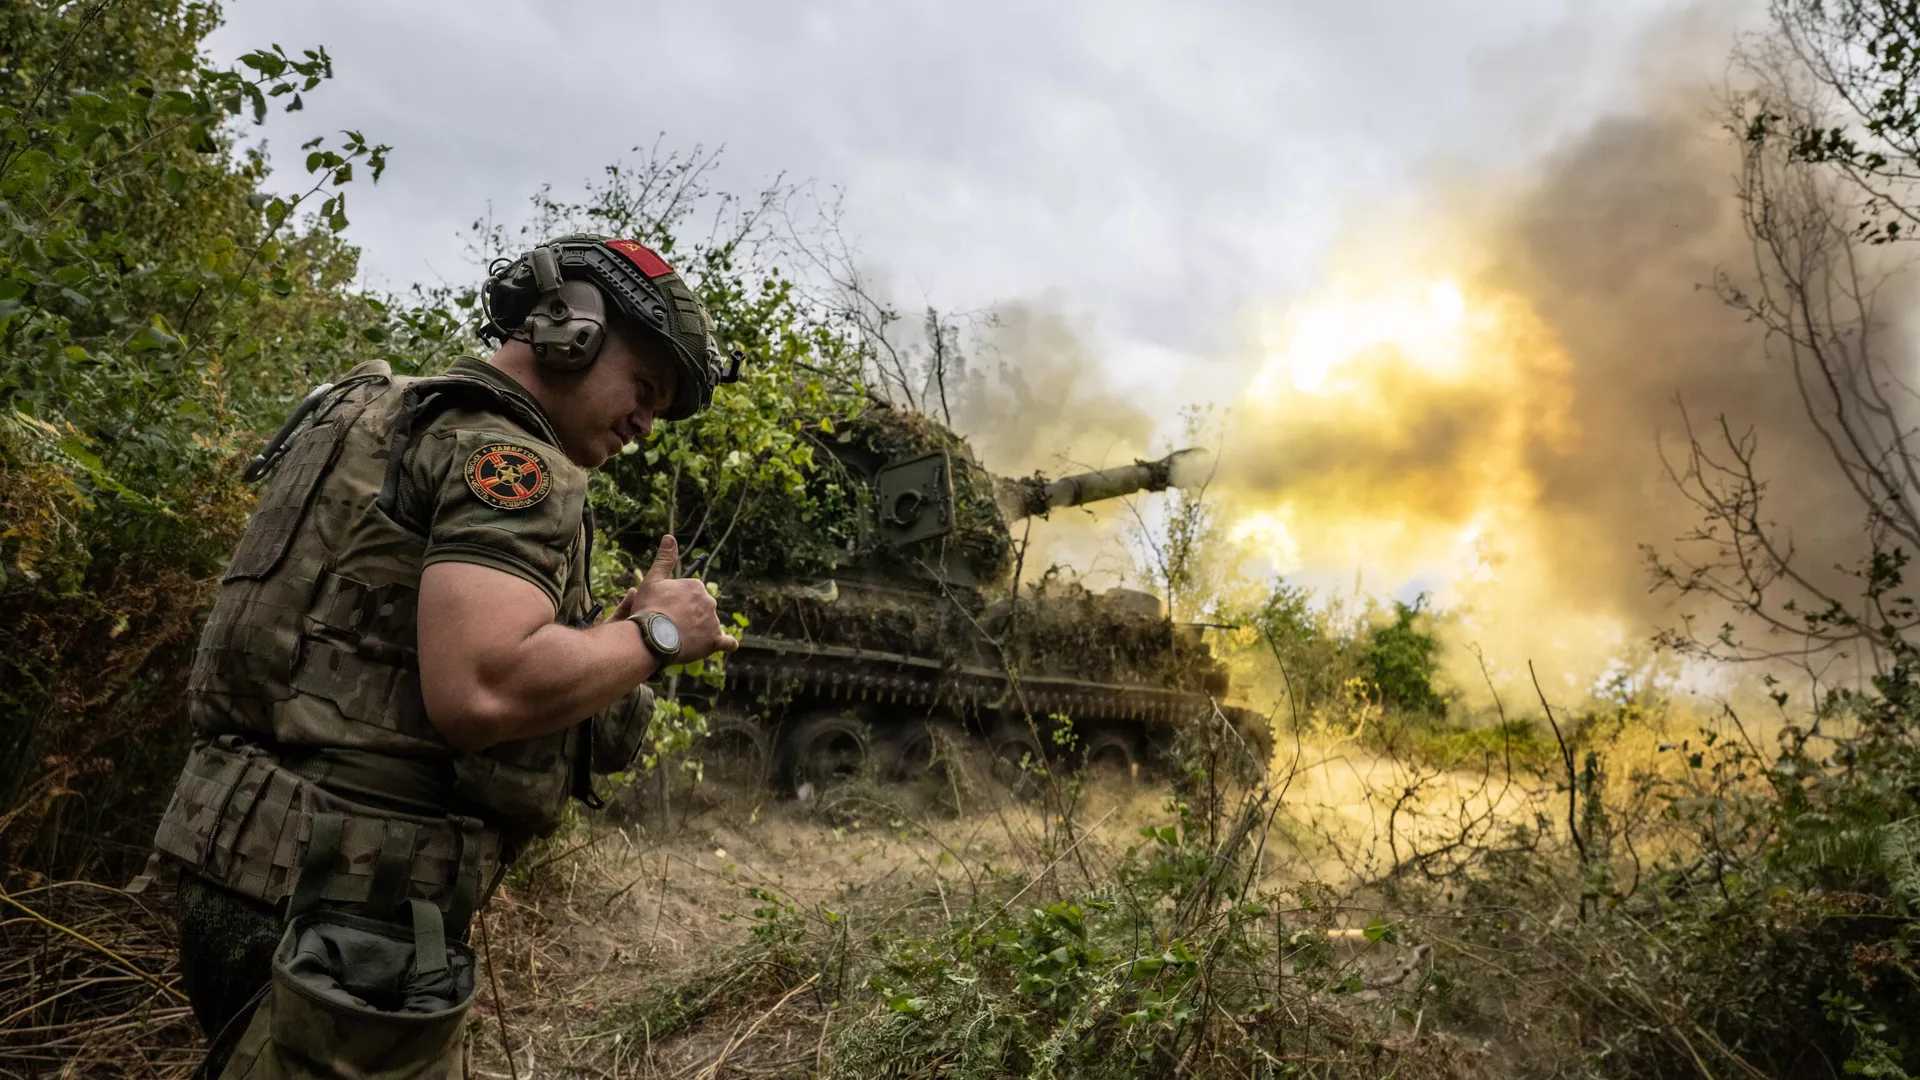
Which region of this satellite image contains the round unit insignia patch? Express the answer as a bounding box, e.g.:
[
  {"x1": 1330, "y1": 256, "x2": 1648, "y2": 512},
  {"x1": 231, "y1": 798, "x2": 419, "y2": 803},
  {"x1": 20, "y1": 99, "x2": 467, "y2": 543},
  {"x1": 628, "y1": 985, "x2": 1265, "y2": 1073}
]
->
[{"x1": 465, "y1": 443, "x2": 552, "y2": 510}]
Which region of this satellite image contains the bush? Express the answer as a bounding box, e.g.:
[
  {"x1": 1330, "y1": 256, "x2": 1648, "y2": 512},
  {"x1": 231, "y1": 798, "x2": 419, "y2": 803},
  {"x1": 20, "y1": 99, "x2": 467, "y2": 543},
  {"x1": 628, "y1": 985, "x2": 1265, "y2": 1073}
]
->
[
  {"x1": 0, "y1": 3, "x2": 861, "y2": 881},
  {"x1": 1363, "y1": 598, "x2": 1446, "y2": 717},
  {"x1": 0, "y1": 1, "x2": 405, "y2": 878}
]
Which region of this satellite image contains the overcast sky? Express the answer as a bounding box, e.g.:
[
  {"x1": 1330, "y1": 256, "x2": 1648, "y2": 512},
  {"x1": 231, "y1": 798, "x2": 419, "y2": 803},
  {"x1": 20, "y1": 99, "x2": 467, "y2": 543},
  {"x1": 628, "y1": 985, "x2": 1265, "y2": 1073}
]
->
[{"x1": 206, "y1": 0, "x2": 1717, "y2": 423}]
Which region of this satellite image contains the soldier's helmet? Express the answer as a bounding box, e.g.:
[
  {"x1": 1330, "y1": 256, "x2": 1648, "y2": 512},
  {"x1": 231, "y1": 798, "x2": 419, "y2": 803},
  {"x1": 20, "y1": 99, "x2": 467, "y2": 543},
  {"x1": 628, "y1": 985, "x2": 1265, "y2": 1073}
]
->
[{"x1": 480, "y1": 233, "x2": 737, "y2": 421}]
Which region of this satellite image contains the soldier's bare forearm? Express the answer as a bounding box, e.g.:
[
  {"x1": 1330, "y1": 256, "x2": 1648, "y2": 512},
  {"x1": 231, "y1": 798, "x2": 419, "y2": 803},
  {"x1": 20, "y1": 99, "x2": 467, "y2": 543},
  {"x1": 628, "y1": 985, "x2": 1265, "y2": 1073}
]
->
[{"x1": 418, "y1": 561, "x2": 662, "y2": 752}]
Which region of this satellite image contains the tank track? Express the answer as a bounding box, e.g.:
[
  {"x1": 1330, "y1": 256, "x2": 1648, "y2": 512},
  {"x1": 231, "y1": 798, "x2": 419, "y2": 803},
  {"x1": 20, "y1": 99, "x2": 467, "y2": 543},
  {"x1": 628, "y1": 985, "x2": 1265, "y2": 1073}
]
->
[{"x1": 722, "y1": 636, "x2": 1247, "y2": 730}]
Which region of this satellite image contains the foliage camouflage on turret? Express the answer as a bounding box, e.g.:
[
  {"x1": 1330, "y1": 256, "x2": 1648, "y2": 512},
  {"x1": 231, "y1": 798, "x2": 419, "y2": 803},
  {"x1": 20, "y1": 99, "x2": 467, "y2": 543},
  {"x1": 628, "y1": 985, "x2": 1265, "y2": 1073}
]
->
[{"x1": 828, "y1": 405, "x2": 1016, "y2": 585}]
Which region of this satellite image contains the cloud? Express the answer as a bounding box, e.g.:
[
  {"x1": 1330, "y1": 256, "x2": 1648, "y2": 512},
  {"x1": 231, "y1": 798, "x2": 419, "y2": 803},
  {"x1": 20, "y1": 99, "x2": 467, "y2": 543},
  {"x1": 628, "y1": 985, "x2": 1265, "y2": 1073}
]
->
[{"x1": 206, "y1": 0, "x2": 1699, "y2": 408}]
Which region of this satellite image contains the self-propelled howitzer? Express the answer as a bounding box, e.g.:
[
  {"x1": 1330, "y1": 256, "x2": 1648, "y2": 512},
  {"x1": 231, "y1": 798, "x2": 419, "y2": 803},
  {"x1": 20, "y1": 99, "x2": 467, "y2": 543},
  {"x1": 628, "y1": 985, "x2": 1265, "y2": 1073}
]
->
[{"x1": 691, "y1": 408, "x2": 1263, "y2": 791}]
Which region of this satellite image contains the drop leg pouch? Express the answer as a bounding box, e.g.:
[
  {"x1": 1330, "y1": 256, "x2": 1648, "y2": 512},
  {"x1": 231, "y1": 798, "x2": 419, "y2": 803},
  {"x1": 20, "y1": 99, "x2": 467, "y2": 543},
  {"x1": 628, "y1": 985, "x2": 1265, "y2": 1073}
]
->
[{"x1": 219, "y1": 900, "x2": 473, "y2": 1079}]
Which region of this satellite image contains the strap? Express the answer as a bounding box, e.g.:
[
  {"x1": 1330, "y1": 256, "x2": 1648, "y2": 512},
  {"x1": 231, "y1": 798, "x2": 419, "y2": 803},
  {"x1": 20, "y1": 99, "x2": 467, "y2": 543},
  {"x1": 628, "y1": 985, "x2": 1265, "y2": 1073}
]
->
[
  {"x1": 409, "y1": 898, "x2": 449, "y2": 975},
  {"x1": 479, "y1": 843, "x2": 516, "y2": 913},
  {"x1": 242, "y1": 366, "x2": 389, "y2": 485},
  {"x1": 123, "y1": 851, "x2": 167, "y2": 896},
  {"x1": 289, "y1": 811, "x2": 344, "y2": 919},
  {"x1": 376, "y1": 374, "x2": 563, "y2": 530},
  {"x1": 572, "y1": 721, "x2": 605, "y2": 810},
  {"x1": 192, "y1": 979, "x2": 271, "y2": 1080},
  {"x1": 446, "y1": 817, "x2": 483, "y2": 932},
  {"x1": 366, "y1": 820, "x2": 419, "y2": 920},
  {"x1": 377, "y1": 385, "x2": 442, "y2": 530},
  {"x1": 580, "y1": 503, "x2": 596, "y2": 609}
]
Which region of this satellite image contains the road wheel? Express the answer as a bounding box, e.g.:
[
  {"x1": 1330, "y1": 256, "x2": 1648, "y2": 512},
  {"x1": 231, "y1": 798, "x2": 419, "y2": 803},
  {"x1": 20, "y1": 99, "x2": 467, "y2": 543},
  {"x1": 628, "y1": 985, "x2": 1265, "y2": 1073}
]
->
[
  {"x1": 776, "y1": 711, "x2": 871, "y2": 794},
  {"x1": 877, "y1": 720, "x2": 951, "y2": 781},
  {"x1": 1081, "y1": 728, "x2": 1143, "y2": 785},
  {"x1": 988, "y1": 722, "x2": 1048, "y2": 800},
  {"x1": 698, "y1": 710, "x2": 772, "y2": 789}
]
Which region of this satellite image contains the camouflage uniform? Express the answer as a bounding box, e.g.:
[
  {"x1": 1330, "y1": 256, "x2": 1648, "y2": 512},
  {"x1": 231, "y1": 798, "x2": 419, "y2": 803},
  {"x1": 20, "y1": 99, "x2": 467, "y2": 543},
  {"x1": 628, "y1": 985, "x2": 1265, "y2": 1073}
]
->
[{"x1": 153, "y1": 356, "x2": 653, "y2": 1075}]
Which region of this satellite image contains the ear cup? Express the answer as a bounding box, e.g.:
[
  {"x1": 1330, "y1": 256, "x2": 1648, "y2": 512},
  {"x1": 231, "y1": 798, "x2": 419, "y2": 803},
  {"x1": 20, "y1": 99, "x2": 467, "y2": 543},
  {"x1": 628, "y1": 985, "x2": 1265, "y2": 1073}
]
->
[{"x1": 524, "y1": 280, "x2": 609, "y2": 372}]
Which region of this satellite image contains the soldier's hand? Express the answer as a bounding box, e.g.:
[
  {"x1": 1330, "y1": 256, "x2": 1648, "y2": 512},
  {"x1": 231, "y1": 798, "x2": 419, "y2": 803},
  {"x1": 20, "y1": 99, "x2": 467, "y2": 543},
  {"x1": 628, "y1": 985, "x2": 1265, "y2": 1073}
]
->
[{"x1": 622, "y1": 535, "x2": 738, "y2": 659}]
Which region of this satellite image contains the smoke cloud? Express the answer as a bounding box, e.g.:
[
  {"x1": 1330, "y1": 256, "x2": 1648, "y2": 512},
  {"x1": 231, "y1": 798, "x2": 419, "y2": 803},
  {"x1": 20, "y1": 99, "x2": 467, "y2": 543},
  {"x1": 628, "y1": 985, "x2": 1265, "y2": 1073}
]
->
[
  {"x1": 1214, "y1": 73, "x2": 1892, "y2": 699},
  {"x1": 923, "y1": 10, "x2": 1908, "y2": 705},
  {"x1": 952, "y1": 303, "x2": 1164, "y2": 588}
]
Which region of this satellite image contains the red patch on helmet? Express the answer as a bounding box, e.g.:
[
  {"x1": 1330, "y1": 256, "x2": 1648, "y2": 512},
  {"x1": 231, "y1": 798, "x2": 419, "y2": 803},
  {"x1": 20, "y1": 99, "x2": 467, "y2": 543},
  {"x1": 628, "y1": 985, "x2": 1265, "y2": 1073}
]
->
[{"x1": 605, "y1": 239, "x2": 675, "y2": 279}]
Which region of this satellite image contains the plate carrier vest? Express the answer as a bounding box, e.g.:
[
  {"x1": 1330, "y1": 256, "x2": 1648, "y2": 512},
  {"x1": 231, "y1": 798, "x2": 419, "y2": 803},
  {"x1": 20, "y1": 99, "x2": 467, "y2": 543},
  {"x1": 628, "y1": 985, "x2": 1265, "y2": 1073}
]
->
[{"x1": 147, "y1": 359, "x2": 652, "y2": 925}]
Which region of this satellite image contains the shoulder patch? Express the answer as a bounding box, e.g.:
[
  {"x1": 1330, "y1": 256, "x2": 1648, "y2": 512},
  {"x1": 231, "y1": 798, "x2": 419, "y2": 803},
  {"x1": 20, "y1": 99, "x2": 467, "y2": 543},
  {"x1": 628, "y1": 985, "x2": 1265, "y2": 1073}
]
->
[{"x1": 464, "y1": 442, "x2": 553, "y2": 510}]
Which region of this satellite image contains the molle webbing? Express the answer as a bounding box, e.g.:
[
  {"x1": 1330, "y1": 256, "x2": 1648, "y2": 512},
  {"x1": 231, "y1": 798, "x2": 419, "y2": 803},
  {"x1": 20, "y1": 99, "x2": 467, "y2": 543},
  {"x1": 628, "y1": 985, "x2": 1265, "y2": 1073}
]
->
[
  {"x1": 225, "y1": 375, "x2": 386, "y2": 582},
  {"x1": 155, "y1": 739, "x2": 497, "y2": 927},
  {"x1": 292, "y1": 571, "x2": 431, "y2": 737}
]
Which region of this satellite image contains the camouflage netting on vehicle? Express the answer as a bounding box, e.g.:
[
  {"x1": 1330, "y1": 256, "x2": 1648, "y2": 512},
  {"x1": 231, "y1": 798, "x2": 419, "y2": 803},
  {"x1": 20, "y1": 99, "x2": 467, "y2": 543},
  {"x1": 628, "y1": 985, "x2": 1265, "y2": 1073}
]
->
[
  {"x1": 731, "y1": 575, "x2": 1226, "y2": 693},
  {"x1": 992, "y1": 582, "x2": 1222, "y2": 690},
  {"x1": 824, "y1": 407, "x2": 1015, "y2": 585},
  {"x1": 731, "y1": 580, "x2": 982, "y2": 658}
]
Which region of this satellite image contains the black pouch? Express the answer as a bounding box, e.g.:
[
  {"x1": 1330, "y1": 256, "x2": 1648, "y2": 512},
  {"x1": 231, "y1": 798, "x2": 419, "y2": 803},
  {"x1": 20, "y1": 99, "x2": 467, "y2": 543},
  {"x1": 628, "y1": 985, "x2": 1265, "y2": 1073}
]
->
[{"x1": 590, "y1": 685, "x2": 657, "y2": 776}]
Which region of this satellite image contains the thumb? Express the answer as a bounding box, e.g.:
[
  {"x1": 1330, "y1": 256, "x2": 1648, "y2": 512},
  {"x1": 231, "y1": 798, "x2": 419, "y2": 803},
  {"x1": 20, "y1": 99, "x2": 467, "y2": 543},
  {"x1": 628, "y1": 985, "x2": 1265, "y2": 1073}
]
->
[{"x1": 643, "y1": 535, "x2": 679, "y2": 582}]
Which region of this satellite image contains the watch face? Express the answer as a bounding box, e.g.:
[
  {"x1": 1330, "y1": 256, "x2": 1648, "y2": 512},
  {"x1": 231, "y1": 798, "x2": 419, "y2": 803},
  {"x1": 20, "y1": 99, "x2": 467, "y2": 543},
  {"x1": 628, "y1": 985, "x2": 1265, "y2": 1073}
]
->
[{"x1": 649, "y1": 613, "x2": 681, "y2": 653}]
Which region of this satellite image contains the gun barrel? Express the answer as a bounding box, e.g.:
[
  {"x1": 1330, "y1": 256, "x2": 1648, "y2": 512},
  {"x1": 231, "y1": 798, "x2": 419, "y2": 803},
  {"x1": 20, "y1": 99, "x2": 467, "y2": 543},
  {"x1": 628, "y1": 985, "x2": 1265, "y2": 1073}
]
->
[{"x1": 1000, "y1": 449, "x2": 1203, "y2": 520}]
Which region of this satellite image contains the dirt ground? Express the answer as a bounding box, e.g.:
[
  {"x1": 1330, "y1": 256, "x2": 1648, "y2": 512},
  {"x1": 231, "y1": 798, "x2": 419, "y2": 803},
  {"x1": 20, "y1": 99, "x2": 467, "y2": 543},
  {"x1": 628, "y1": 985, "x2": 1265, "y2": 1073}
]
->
[
  {"x1": 464, "y1": 763, "x2": 1185, "y2": 1079},
  {"x1": 461, "y1": 732, "x2": 1466, "y2": 1080},
  {"x1": 0, "y1": 737, "x2": 1469, "y2": 1078}
]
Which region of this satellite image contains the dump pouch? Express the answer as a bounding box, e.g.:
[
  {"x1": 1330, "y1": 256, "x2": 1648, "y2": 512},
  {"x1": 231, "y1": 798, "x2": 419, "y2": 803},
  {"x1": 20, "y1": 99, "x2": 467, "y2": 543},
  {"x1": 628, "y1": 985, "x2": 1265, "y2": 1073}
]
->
[{"x1": 218, "y1": 900, "x2": 474, "y2": 1080}]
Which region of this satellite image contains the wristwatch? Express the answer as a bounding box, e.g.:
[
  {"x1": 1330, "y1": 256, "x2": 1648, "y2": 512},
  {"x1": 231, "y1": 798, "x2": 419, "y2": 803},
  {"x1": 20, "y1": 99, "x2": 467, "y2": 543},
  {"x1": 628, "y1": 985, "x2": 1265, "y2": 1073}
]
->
[{"x1": 629, "y1": 611, "x2": 682, "y2": 660}]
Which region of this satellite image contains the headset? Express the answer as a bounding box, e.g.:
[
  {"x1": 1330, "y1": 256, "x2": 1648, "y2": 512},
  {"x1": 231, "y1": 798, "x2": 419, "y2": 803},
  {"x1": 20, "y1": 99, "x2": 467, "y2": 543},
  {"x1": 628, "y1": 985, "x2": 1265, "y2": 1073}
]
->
[
  {"x1": 482, "y1": 245, "x2": 609, "y2": 372},
  {"x1": 520, "y1": 245, "x2": 609, "y2": 372},
  {"x1": 478, "y1": 236, "x2": 743, "y2": 419}
]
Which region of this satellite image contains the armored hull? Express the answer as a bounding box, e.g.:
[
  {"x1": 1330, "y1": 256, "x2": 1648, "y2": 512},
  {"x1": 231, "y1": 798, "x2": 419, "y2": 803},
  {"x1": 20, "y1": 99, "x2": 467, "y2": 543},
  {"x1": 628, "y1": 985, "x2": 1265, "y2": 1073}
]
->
[{"x1": 685, "y1": 407, "x2": 1264, "y2": 791}]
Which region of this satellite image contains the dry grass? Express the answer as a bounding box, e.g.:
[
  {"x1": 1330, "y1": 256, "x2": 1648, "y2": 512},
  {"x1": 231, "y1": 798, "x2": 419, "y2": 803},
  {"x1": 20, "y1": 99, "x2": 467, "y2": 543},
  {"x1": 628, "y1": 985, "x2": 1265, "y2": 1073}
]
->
[
  {"x1": 0, "y1": 726, "x2": 1602, "y2": 1079},
  {"x1": 0, "y1": 880, "x2": 198, "y2": 1078}
]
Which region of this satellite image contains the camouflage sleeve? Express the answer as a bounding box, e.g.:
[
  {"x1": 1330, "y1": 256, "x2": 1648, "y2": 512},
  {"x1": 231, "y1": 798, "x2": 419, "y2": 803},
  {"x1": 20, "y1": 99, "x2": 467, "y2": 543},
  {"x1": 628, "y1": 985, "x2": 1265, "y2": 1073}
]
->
[{"x1": 416, "y1": 426, "x2": 586, "y2": 611}]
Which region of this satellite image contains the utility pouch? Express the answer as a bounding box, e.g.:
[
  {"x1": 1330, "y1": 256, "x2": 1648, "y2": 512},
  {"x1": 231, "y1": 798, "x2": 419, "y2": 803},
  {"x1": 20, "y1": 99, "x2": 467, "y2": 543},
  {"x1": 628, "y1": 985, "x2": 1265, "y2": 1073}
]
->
[
  {"x1": 451, "y1": 729, "x2": 572, "y2": 836},
  {"x1": 218, "y1": 900, "x2": 474, "y2": 1080},
  {"x1": 590, "y1": 685, "x2": 656, "y2": 776},
  {"x1": 154, "y1": 738, "x2": 299, "y2": 894}
]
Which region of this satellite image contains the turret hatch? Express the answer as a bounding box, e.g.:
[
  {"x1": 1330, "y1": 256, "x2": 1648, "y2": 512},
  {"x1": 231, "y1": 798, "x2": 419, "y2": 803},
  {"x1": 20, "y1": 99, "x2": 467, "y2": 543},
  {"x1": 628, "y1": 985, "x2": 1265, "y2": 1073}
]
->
[{"x1": 874, "y1": 452, "x2": 954, "y2": 547}]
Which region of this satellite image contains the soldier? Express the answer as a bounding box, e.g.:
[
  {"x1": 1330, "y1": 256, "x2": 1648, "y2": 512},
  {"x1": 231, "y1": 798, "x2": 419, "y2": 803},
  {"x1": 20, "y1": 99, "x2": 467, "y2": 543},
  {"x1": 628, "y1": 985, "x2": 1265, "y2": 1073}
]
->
[{"x1": 143, "y1": 235, "x2": 740, "y2": 1076}]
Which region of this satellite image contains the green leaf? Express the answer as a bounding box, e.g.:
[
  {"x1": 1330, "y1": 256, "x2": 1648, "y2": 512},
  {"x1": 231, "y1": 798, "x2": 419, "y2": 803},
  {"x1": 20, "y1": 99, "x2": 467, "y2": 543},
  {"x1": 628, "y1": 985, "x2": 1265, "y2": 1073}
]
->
[
  {"x1": 126, "y1": 322, "x2": 180, "y2": 352},
  {"x1": 55, "y1": 435, "x2": 136, "y2": 497}
]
